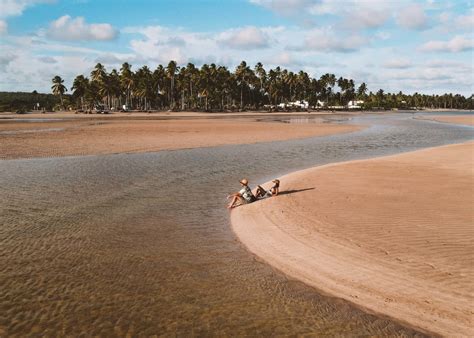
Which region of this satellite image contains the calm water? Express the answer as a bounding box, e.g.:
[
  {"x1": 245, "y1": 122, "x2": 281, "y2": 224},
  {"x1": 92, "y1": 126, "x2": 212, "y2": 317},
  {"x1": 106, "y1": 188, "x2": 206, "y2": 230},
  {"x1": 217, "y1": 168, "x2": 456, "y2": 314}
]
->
[{"x1": 0, "y1": 113, "x2": 472, "y2": 336}]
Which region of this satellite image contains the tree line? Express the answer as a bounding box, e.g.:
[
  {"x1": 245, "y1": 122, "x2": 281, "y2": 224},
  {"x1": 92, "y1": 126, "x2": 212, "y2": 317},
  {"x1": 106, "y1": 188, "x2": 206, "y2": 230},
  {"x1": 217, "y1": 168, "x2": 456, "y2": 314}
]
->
[{"x1": 49, "y1": 60, "x2": 472, "y2": 111}]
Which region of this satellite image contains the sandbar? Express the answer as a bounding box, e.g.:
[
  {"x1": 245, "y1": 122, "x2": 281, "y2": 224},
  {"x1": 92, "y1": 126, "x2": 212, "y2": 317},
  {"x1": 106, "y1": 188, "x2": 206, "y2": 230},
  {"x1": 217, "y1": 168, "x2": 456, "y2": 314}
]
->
[
  {"x1": 0, "y1": 118, "x2": 360, "y2": 159},
  {"x1": 421, "y1": 114, "x2": 474, "y2": 126},
  {"x1": 231, "y1": 142, "x2": 474, "y2": 336}
]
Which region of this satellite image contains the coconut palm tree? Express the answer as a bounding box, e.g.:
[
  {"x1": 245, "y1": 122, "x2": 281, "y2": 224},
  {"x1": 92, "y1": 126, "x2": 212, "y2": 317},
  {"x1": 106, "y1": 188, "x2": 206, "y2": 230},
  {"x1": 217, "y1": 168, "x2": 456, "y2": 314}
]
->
[
  {"x1": 71, "y1": 75, "x2": 89, "y2": 110},
  {"x1": 51, "y1": 75, "x2": 67, "y2": 109},
  {"x1": 56, "y1": 59, "x2": 474, "y2": 111},
  {"x1": 120, "y1": 62, "x2": 134, "y2": 108},
  {"x1": 235, "y1": 61, "x2": 252, "y2": 109},
  {"x1": 357, "y1": 82, "x2": 368, "y2": 100},
  {"x1": 320, "y1": 73, "x2": 336, "y2": 105},
  {"x1": 198, "y1": 63, "x2": 212, "y2": 111},
  {"x1": 91, "y1": 63, "x2": 107, "y2": 83},
  {"x1": 108, "y1": 69, "x2": 121, "y2": 109},
  {"x1": 152, "y1": 65, "x2": 166, "y2": 109},
  {"x1": 166, "y1": 60, "x2": 178, "y2": 109}
]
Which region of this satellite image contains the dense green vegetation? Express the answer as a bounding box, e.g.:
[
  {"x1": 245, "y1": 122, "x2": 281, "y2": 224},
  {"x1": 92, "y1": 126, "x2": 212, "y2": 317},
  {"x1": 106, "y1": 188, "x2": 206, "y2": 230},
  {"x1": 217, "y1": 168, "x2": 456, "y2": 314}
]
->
[
  {"x1": 0, "y1": 91, "x2": 69, "y2": 112},
  {"x1": 65, "y1": 61, "x2": 472, "y2": 111},
  {"x1": 1, "y1": 61, "x2": 472, "y2": 112}
]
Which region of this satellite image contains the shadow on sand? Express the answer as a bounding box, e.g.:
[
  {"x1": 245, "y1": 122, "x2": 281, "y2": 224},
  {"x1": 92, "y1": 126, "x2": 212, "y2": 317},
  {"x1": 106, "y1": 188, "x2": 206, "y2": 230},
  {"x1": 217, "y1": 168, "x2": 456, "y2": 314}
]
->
[{"x1": 278, "y1": 187, "x2": 315, "y2": 195}]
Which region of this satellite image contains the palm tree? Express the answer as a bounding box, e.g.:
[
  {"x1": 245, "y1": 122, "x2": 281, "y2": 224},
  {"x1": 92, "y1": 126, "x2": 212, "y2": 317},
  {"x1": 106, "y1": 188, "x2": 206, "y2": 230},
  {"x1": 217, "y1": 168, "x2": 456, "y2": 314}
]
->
[
  {"x1": 108, "y1": 69, "x2": 121, "y2": 109},
  {"x1": 320, "y1": 73, "x2": 336, "y2": 106},
  {"x1": 134, "y1": 66, "x2": 153, "y2": 110},
  {"x1": 235, "y1": 61, "x2": 254, "y2": 109},
  {"x1": 198, "y1": 64, "x2": 212, "y2": 110},
  {"x1": 357, "y1": 82, "x2": 368, "y2": 100},
  {"x1": 152, "y1": 65, "x2": 166, "y2": 108},
  {"x1": 91, "y1": 63, "x2": 107, "y2": 83},
  {"x1": 166, "y1": 60, "x2": 178, "y2": 109},
  {"x1": 296, "y1": 70, "x2": 310, "y2": 102},
  {"x1": 120, "y1": 62, "x2": 134, "y2": 108},
  {"x1": 376, "y1": 89, "x2": 385, "y2": 107},
  {"x1": 254, "y1": 62, "x2": 266, "y2": 91},
  {"x1": 51, "y1": 75, "x2": 67, "y2": 109},
  {"x1": 71, "y1": 75, "x2": 89, "y2": 110},
  {"x1": 56, "y1": 59, "x2": 474, "y2": 112}
]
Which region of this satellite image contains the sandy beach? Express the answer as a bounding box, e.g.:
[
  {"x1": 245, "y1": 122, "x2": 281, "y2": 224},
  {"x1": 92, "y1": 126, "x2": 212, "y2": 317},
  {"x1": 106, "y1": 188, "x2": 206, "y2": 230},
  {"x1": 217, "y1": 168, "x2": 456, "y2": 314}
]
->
[
  {"x1": 231, "y1": 142, "x2": 474, "y2": 336},
  {"x1": 0, "y1": 117, "x2": 360, "y2": 159},
  {"x1": 421, "y1": 114, "x2": 474, "y2": 126}
]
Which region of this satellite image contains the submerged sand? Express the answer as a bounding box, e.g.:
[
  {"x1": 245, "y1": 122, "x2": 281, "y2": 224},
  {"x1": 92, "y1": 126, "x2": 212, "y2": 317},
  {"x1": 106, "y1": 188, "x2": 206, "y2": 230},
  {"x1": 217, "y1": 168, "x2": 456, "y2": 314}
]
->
[
  {"x1": 232, "y1": 142, "x2": 474, "y2": 336},
  {"x1": 0, "y1": 118, "x2": 359, "y2": 159}
]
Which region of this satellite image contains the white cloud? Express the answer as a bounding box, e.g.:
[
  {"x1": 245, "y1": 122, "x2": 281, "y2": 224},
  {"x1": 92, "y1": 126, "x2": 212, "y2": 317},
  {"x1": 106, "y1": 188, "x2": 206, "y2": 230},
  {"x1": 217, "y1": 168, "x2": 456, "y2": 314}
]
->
[
  {"x1": 396, "y1": 3, "x2": 429, "y2": 30},
  {"x1": 0, "y1": 51, "x2": 16, "y2": 68},
  {"x1": 425, "y1": 59, "x2": 471, "y2": 70},
  {"x1": 0, "y1": 42, "x2": 94, "y2": 92},
  {"x1": 250, "y1": 0, "x2": 395, "y2": 29},
  {"x1": 420, "y1": 35, "x2": 474, "y2": 52},
  {"x1": 456, "y1": 13, "x2": 474, "y2": 30},
  {"x1": 436, "y1": 11, "x2": 474, "y2": 33},
  {"x1": 124, "y1": 25, "x2": 287, "y2": 66},
  {"x1": 383, "y1": 58, "x2": 412, "y2": 69},
  {"x1": 94, "y1": 52, "x2": 136, "y2": 65},
  {"x1": 0, "y1": 19, "x2": 7, "y2": 34},
  {"x1": 296, "y1": 28, "x2": 369, "y2": 53},
  {"x1": 217, "y1": 26, "x2": 270, "y2": 49},
  {"x1": 0, "y1": 0, "x2": 54, "y2": 18},
  {"x1": 46, "y1": 15, "x2": 118, "y2": 41},
  {"x1": 126, "y1": 25, "x2": 214, "y2": 64},
  {"x1": 391, "y1": 69, "x2": 453, "y2": 81},
  {"x1": 438, "y1": 11, "x2": 452, "y2": 25},
  {"x1": 269, "y1": 51, "x2": 298, "y2": 66},
  {"x1": 347, "y1": 8, "x2": 390, "y2": 29}
]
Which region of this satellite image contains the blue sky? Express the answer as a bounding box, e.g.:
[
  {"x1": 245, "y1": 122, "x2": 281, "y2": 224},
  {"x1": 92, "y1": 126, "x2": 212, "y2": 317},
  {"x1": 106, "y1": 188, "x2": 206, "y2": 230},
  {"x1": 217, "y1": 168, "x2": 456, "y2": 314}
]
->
[{"x1": 0, "y1": 0, "x2": 472, "y2": 95}]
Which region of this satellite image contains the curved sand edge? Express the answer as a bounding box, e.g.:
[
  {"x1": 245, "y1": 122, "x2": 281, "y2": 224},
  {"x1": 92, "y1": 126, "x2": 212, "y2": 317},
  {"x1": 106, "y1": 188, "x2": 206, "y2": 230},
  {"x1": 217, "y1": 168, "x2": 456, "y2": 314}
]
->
[
  {"x1": 417, "y1": 114, "x2": 474, "y2": 126},
  {"x1": 231, "y1": 142, "x2": 474, "y2": 336}
]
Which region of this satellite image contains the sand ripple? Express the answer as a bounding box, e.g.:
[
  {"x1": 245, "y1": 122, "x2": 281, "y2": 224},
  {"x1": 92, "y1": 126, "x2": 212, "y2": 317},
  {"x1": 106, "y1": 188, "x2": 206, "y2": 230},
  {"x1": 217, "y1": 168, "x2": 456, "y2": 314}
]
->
[{"x1": 232, "y1": 142, "x2": 474, "y2": 336}]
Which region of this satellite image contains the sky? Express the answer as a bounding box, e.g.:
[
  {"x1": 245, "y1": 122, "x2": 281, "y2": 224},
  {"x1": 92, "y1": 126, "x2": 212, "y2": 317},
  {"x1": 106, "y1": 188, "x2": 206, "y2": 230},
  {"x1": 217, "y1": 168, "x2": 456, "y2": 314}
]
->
[{"x1": 0, "y1": 0, "x2": 473, "y2": 95}]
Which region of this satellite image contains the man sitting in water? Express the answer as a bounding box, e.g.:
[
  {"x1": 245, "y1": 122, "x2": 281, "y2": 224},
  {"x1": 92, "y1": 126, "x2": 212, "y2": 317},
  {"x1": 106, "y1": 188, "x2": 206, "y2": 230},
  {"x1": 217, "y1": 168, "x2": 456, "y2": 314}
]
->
[
  {"x1": 255, "y1": 179, "x2": 280, "y2": 199},
  {"x1": 227, "y1": 178, "x2": 256, "y2": 209}
]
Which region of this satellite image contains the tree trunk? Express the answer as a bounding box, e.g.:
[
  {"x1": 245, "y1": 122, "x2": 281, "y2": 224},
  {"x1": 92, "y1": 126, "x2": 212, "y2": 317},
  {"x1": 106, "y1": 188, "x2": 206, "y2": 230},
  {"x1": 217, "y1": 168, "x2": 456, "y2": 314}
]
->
[{"x1": 170, "y1": 76, "x2": 174, "y2": 109}]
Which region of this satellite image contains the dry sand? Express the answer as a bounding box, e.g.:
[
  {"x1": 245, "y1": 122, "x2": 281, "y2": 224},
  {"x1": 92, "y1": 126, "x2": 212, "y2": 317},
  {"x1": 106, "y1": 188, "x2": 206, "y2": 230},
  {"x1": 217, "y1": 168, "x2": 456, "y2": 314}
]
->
[
  {"x1": 422, "y1": 115, "x2": 474, "y2": 126},
  {"x1": 231, "y1": 142, "x2": 474, "y2": 336},
  {"x1": 0, "y1": 118, "x2": 359, "y2": 159}
]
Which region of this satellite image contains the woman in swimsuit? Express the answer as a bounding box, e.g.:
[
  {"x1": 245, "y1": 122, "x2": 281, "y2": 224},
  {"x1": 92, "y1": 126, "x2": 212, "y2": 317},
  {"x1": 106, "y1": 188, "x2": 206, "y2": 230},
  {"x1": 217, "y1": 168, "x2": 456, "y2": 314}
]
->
[{"x1": 255, "y1": 179, "x2": 280, "y2": 199}]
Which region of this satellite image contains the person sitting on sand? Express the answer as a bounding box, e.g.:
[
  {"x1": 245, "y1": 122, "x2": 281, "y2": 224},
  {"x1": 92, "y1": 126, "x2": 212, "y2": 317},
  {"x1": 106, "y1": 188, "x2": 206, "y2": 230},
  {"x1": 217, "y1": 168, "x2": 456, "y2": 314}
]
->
[
  {"x1": 255, "y1": 179, "x2": 280, "y2": 199},
  {"x1": 227, "y1": 178, "x2": 256, "y2": 209}
]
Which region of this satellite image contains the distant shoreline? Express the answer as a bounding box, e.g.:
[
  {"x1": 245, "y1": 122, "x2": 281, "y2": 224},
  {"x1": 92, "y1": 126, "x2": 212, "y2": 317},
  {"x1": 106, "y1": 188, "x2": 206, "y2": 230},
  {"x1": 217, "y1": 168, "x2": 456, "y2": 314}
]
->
[{"x1": 0, "y1": 108, "x2": 471, "y2": 120}]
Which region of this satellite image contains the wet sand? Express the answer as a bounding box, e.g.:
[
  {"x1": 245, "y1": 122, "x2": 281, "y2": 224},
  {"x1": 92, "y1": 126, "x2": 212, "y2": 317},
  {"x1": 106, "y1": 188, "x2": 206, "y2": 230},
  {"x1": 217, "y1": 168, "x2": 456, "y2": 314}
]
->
[
  {"x1": 421, "y1": 115, "x2": 474, "y2": 126},
  {"x1": 231, "y1": 142, "x2": 474, "y2": 336},
  {"x1": 2, "y1": 113, "x2": 473, "y2": 336},
  {"x1": 0, "y1": 118, "x2": 359, "y2": 159}
]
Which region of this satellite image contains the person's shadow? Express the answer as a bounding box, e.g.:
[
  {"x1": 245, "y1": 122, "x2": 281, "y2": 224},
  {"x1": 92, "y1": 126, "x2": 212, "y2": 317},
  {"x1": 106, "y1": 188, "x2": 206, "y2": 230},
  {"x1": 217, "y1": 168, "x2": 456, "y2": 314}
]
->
[{"x1": 278, "y1": 187, "x2": 315, "y2": 195}]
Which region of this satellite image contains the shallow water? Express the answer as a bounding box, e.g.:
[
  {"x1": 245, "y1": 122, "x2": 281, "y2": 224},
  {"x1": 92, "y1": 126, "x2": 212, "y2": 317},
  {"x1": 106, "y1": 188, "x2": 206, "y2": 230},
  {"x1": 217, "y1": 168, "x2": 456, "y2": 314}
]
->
[
  {"x1": 0, "y1": 128, "x2": 65, "y2": 135},
  {"x1": 0, "y1": 113, "x2": 472, "y2": 336}
]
